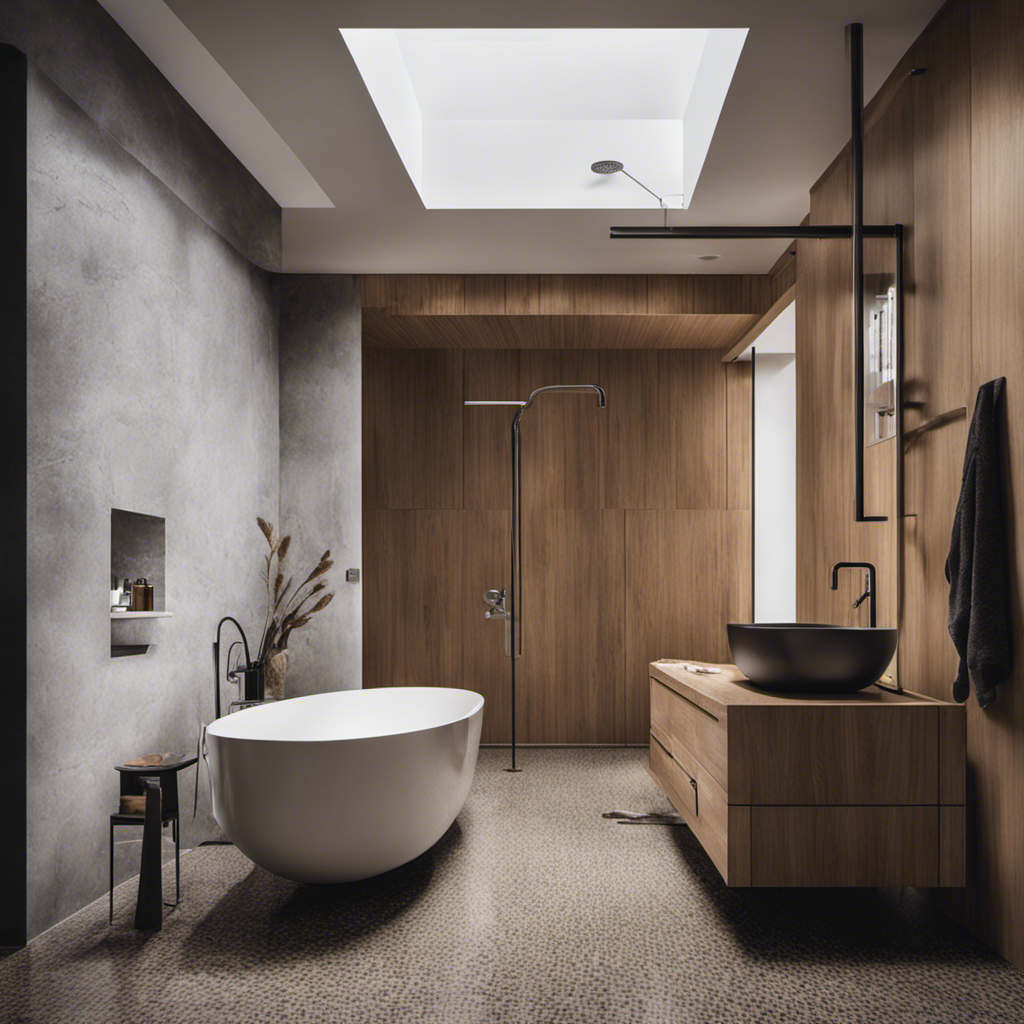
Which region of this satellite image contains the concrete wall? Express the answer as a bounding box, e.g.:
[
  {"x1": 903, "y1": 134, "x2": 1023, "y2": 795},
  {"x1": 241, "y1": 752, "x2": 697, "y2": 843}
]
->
[
  {"x1": 5, "y1": 0, "x2": 368, "y2": 940},
  {"x1": 0, "y1": 0, "x2": 281, "y2": 270},
  {"x1": 25, "y1": 63, "x2": 280, "y2": 938},
  {"x1": 279, "y1": 276, "x2": 362, "y2": 696}
]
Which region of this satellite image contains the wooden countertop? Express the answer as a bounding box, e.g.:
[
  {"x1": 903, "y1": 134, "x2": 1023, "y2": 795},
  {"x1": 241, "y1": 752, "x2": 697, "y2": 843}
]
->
[{"x1": 650, "y1": 659, "x2": 955, "y2": 721}]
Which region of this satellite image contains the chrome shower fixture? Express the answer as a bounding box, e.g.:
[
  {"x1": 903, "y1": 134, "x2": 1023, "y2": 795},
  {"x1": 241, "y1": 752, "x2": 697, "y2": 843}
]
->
[
  {"x1": 464, "y1": 384, "x2": 607, "y2": 772},
  {"x1": 590, "y1": 160, "x2": 681, "y2": 224}
]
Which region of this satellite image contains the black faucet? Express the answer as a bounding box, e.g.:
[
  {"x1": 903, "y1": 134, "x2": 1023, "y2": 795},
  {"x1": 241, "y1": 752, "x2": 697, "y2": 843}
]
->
[
  {"x1": 212, "y1": 616, "x2": 258, "y2": 719},
  {"x1": 830, "y1": 562, "x2": 876, "y2": 627}
]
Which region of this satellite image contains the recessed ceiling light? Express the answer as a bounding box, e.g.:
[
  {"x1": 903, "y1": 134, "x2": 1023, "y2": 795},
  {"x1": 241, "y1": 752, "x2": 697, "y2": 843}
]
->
[
  {"x1": 340, "y1": 28, "x2": 748, "y2": 211},
  {"x1": 697, "y1": 254, "x2": 722, "y2": 261}
]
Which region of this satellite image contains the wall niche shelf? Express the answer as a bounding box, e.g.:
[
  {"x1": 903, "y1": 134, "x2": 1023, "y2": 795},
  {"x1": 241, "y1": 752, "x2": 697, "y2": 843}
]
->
[{"x1": 110, "y1": 508, "x2": 167, "y2": 657}]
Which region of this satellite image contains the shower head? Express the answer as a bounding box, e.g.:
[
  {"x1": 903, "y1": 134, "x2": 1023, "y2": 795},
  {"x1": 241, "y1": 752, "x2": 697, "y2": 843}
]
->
[{"x1": 589, "y1": 160, "x2": 666, "y2": 213}]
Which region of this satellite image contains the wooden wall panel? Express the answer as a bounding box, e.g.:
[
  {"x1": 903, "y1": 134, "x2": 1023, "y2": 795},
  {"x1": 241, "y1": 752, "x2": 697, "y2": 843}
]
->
[
  {"x1": 383, "y1": 274, "x2": 467, "y2": 314},
  {"x1": 519, "y1": 511, "x2": 625, "y2": 743},
  {"x1": 574, "y1": 275, "x2": 647, "y2": 314},
  {"x1": 361, "y1": 274, "x2": 388, "y2": 307},
  {"x1": 464, "y1": 276, "x2": 506, "y2": 314},
  {"x1": 902, "y1": 9, "x2": 972, "y2": 706},
  {"x1": 970, "y1": 0, "x2": 1024, "y2": 67},
  {"x1": 967, "y1": 20, "x2": 1024, "y2": 968},
  {"x1": 796, "y1": 0, "x2": 1024, "y2": 969},
  {"x1": 602, "y1": 351, "x2": 735, "y2": 511},
  {"x1": 537, "y1": 275, "x2": 576, "y2": 314},
  {"x1": 504, "y1": 275, "x2": 540, "y2": 314},
  {"x1": 767, "y1": 247, "x2": 798, "y2": 305},
  {"x1": 602, "y1": 351, "x2": 674, "y2": 510},
  {"x1": 569, "y1": 314, "x2": 760, "y2": 350},
  {"x1": 365, "y1": 274, "x2": 771, "y2": 322},
  {"x1": 648, "y1": 275, "x2": 694, "y2": 314},
  {"x1": 365, "y1": 342, "x2": 750, "y2": 749},
  {"x1": 625, "y1": 510, "x2": 750, "y2": 743},
  {"x1": 796, "y1": 66, "x2": 908, "y2": 636},
  {"x1": 363, "y1": 349, "x2": 463, "y2": 509},
  {"x1": 519, "y1": 350, "x2": 570, "y2": 511},
  {"x1": 463, "y1": 350, "x2": 609, "y2": 511},
  {"x1": 672, "y1": 351, "x2": 728, "y2": 509},
  {"x1": 462, "y1": 510, "x2": 512, "y2": 744},
  {"x1": 464, "y1": 350, "x2": 520, "y2": 510},
  {"x1": 363, "y1": 309, "x2": 761, "y2": 350},
  {"x1": 363, "y1": 510, "x2": 464, "y2": 689},
  {"x1": 692, "y1": 276, "x2": 770, "y2": 315},
  {"x1": 562, "y1": 351, "x2": 607, "y2": 510},
  {"x1": 908, "y1": 72, "x2": 971, "y2": 424}
]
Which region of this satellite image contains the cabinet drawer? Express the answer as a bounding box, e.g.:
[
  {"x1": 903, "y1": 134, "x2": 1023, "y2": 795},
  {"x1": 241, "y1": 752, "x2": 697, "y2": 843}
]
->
[
  {"x1": 650, "y1": 733, "x2": 697, "y2": 819},
  {"x1": 650, "y1": 677, "x2": 728, "y2": 791},
  {"x1": 750, "y1": 807, "x2": 939, "y2": 887},
  {"x1": 649, "y1": 733, "x2": 735, "y2": 883}
]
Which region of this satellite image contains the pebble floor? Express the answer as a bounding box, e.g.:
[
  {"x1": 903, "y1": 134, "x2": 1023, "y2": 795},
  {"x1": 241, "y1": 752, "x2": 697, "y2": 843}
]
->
[{"x1": 2, "y1": 748, "x2": 1024, "y2": 1024}]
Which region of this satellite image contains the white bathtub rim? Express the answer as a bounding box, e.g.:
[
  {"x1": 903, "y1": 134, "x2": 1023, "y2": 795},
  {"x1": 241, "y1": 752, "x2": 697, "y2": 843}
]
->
[{"x1": 207, "y1": 686, "x2": 485, "y2": 744}]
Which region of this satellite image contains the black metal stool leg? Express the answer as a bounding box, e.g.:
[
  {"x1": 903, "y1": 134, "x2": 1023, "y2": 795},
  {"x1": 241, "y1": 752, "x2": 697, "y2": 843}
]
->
[
  {"x1": 134, "y1": 779, "x2": 163, "y2": 930},
  {"x1": 109, "y1": 819, "x2": 114, "y2": 925},
  {"x1": 174, "y1": 816, "x2": 180, "y2": 904}
]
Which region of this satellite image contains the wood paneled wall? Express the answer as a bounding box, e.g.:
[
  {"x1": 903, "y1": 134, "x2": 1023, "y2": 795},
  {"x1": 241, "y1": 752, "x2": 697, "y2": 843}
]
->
[
  {"x1": 362, "y1": 273, "x2": 785, "y2": 316},
  {"x1": 796, "y1": 0, "x2": 1024, "y2": 970},
  {"x1": 363, "y1": 336, "x2": 751, "y2": 745},
  {"x1": 361, "y1": 273, "x2": 790, "y2": 351}
]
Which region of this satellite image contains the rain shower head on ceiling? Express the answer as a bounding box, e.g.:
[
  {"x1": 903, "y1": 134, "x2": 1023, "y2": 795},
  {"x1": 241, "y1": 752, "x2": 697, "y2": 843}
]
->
[{"x1": 589, "y1": 160, "x2": 679, "y2": 218}]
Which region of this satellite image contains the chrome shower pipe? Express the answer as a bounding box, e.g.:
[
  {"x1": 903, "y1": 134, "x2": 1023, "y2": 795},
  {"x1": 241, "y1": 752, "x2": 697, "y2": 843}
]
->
[{"x1": 465, "y1": 384, "x2": 607, "y2": 771}]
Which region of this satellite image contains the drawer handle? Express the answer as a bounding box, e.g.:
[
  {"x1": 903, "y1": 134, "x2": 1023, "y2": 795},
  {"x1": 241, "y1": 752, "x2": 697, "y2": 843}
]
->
[
  {"x1": 670, "y1": 746, "x2": 699, "y2": 816},
  {"x1": 656, "y1": 736, "x2": 699, "y2": 816}
]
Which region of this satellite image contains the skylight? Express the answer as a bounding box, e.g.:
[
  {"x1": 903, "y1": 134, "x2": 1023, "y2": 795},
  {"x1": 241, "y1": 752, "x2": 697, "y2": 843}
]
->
[{"x1": 340, "y1": 28, "x2": 748, "y2": 210}]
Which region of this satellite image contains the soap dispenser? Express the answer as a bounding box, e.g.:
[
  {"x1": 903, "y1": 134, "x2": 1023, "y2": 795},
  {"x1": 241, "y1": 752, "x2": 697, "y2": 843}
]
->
[{"x1": 130, "y1": 578, "x2": 154, "y2": 612}]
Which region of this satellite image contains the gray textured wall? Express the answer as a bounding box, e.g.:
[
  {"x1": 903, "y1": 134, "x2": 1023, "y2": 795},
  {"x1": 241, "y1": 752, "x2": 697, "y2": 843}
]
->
[
  {"x1": 25, "y1": 64, "x2": 280, "y2": 938},
  {"x1": 279, "y1": 276, "x2": 362, "y2": 696},
  {"x1": 0, "y1": 0, "x2": 281, "y2": 270}
]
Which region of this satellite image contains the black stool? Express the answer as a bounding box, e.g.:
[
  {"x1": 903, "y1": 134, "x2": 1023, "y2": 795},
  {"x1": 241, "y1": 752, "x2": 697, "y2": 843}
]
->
[{"x1": 110, "y1": 753, "x2": 197, "y2": 929}]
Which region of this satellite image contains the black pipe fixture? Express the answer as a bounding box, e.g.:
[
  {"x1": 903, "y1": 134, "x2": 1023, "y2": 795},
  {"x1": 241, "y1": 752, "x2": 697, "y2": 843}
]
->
[{"x1": 609, "y1": 23, "x2": 903, "y2": 524}]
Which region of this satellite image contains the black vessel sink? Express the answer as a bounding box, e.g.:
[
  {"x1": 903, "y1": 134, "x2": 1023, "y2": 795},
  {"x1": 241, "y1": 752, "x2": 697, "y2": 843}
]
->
[{"x1": 726, "y1": 623, "x2": 899, "y2": 694}]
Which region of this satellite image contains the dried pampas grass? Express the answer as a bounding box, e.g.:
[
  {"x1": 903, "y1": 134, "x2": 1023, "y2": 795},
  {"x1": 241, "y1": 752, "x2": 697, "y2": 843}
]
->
[{"x1": 255, "y1": 517, "x2": 334, "y2": 663}]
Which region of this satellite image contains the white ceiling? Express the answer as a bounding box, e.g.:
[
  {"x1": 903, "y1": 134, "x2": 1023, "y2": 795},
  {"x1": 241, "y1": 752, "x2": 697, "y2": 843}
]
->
[{"x1": 105, "y1": 0, "x2": 943, "y2": 274}]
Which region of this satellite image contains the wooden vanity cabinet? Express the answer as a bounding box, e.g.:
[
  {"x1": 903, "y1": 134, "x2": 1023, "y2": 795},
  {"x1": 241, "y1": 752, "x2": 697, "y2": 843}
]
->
[{"x1": 648, "y1": 661, "x2": 966, "y2": 888}]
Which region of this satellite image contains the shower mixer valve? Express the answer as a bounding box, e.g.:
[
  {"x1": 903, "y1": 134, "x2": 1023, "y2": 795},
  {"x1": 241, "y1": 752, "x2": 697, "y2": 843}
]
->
[{"x1": 483, "y1": 589, "x2": 508, "y2": 620}]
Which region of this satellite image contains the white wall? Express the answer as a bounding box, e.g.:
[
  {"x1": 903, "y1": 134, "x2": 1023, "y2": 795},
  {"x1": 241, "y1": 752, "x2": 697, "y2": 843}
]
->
[{"x1": 753, "y1": 342, "x2": 796, "y2": 622}]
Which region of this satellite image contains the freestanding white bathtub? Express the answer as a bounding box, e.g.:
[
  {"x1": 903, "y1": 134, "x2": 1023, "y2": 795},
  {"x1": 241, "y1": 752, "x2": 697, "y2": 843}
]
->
[{"x1": 205, "y1": 687, "x2": 484, "y2": 882}]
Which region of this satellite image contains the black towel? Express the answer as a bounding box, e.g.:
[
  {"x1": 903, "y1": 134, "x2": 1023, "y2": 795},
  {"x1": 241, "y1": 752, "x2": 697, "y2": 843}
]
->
[{"x1": 946, "y1": 377, "x2": 1011, "y2": 707}]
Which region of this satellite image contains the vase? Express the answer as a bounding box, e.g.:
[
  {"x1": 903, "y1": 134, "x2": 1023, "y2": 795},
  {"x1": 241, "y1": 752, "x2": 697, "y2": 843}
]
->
[{"x1": 265, "y1": 649, "x2": 288, "y2": 699}]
